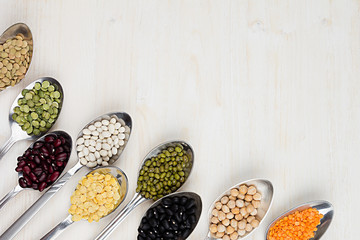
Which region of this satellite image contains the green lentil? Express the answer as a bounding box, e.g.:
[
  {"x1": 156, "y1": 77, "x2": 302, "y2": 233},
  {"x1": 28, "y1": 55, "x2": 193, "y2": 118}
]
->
[
  {"x1": 12, "y1": 80, "x2": 61, "y2": 135},
  {"x1": 136, "y1": 144, "x2": 192, "y2": 201}
]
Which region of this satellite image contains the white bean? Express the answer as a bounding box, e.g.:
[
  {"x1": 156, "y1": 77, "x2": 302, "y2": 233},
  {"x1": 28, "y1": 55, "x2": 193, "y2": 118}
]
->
[
  {"x1": 84, "y1": 140, "x2": 90, "y2": 147},
  {"x1": 90, "y1": 140, "x2": 96, "y2": 146},
  {"x1": 89, "y1": 153, "x2": 96, "y2": 162},
  {"x1": 92, "y1": 131, "x2": 99, "y2": 136},
  {"x1": 78, "y1": 151, "x2": 84, "y2": 158},
  {"x1": 102, "y1": 119, "x2": 109, "y2": 125},
  {"x1": 119, "y1": 127, "x2": 125, "y2": 133},
  {"x1": 110, "y1": 117, "x2": 116, "y2": 124},
  {"x1": 89, "y1": 146, "x2": 96, "y2": 152},
  {"x1": 90, "y1": 136, "x2": 98, "y2": 140},
  {"x1": 80, "y1": 158, "x2": 87, "y2": 165},
  {"x1": 86, "y1": 162, "x2": 97, "y2": 168},
  {"x1": 114, "y1": 130, "x2": 119, "y2": 135},
  {"x1": 102, "y1": 162, "x2": 109, "y2": 166},
  {"x1": 95, "y1": 151, "x2": 100, "y2": 159},
  {"x1": 108, "y1": 150, "x2": 113, "y2": 158},
  {"x1": 114, "y1": 122, "x2": 121, "y2": 129},
  {"x1": 103, "y1": 156, "x2": 110, "y2": 161},
  {"x1": 97, "y1": 127, "x2": 103, "y2": 132},
  {"x1": 101, "y1": 125, "x2": 108, "y2": 130},
  {"x1": 102, "y1": 131, "x2": 111, "y2": 138},
  {"x1": 118, "y1": 134, "x2": 125, "y2": 140},
  {"x1": 83, "y1": 129, "x2": 91, "y2": 135},
  {"x1": 83, "y1": 135, "x2": 91, "y2": 139},
  {"x1": 83, "y1": 147, "x2": 89, "y2": 156},
  {"x1": 100, "y1": 150, "x2": 108, "y2": 157},
  {"x1": 97, "y1": 159, "x2": 102, "y2": 164},
  {"x1": 119, "y1": 140, "x2": 125, "y2": 146},
  {"x1": 112, "y1": 147, "x2": 117, "y2": 155},
  {"x1": 108, "y1": 124, "x2": 115, "y2": 134},
  {"x1": 88, "y1": 125, "x2": 96, "y2": 131},
  {"x1": 102, "y1": 143, "x2": 111, "y2": 150},
  {"x1": 76, "y1": 137, "x2": 84, "y2": 145},
  {"x1": 94, "y1": 121, "x2": 102, "y2": 127},
  {"x1": 96, "y1": 142, "x2": 102, "y2": 151},
  {"x1": 76, "y1": 145, "x2": 84, "y2": 151}
]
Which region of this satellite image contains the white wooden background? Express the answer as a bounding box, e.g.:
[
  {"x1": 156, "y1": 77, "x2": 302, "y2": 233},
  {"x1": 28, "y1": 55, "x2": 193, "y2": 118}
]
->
[{"x1": 0, "y1": 0, "x2": 359, "y2": 239}]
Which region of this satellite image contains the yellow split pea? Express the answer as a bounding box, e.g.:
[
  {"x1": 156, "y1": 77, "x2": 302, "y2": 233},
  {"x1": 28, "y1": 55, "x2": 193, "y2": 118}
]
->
[{"x1": 68, "y1": 172, "x2": 122, "y2": 223}]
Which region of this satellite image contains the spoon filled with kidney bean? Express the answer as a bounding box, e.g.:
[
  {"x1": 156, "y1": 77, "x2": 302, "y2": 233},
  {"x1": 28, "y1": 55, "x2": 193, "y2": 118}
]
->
[
  {"x1": 0, "y1": 131, "x2": 72, "y2": 210},
  {"x1": 137, "y1": 192, "x2": 202, "y2": 240}
]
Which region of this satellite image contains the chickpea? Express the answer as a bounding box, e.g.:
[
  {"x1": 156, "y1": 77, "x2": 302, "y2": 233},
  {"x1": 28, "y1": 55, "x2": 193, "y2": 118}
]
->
[
  {"x1": 216, "y1": 231, "x2": 224, "y2": 238},
  {"x1": 230, "y1": 219, "x2": 238, "y2": 228},
  {"x1": 210, "y1": 224, "x2": 217, "y2": 233},
  {"x1": 230, "y1": 188, "x2": 239, "y2": 197},
  {"x1": 246, "y1": 204, "x2": 255, "y2": 213},
  {"x1": 226, "y1": 212, "x2": 234, "y2": 219},
  {"x1": 238, "y1": 219, "x2": 247, "y2": 229},
  {"x1": 226, "y1": 226, "x2": 235, "y2": 234},
  {"x1": 253, "y1": 192, "x2": 262, "y2": 200},
  {"x1": 235, "y1": 214, "x2": 243, "y2": 221},
  {"x1": 245, "y1": 201, "x2": 250, "y2": 206},
  {"x1": 212, "y1": 208, "x2": 219, "y2": 217},
  {"x1": 237, "y1": 193, "x2": 245, "y2": 199},
  {"x1": 244, "y1": 194, "x2": 253, "y2": 202},
  {"x1": 229, "y1": 195, "x2": 236, "y2": 201},
  {"x1": 251, "y1": 219, "x2": 260, "y2": 228},
  {"x1": 247, "y1": 216, "x2": 255, "y2": 223},
  {"x1": 245, "y1": 223, "x2": 253, "y2": 232},
  {"x1": 244, "y1": 213, "x2": 249, "y2": 218},
  {"x1": 218, "y1": 224, "x2": 226, "y2": 233},
  {"x1": 236, "y1": 199, "x2": 244, "y2": 208},
  {"x1": 211, "y1": 216, "x2": 219, "y2": 224},
  {"x1": 222, "y1": 234, "x2": 230, "y2": 240},
  {"x1": 252, "y1": 200, "x2": 261, "y2": 209},
  {"x1": 238, "y1": 229, "x2": 246, "y2": 236},
  {"x1": 227, "y1": 200, "x2": 236, "y2": 209},
  {"x1": 240, "y1": 207, "x2": 247, "y2": 216},
  {"x1": 239, "y1": 185, "x2": 248, "y2": 195},
  {"x1": 230, "y1": 231, "x2": 239, "y2": 240},
  {"x1": 218, "y1": 211, "x2": 226, "y2": 221},
  {"x1": 222, "y1": 218, "x2": 230, "y2": 226},
  {"x1": 231, "y1": 207, "x2": 240, "y2": 215},
  {"x1": 221, "y1": 196, "x2": 229, "y2": 204},
  {"x1": 215, "y1": 201, "x2": 222, "y2": 210},
  {"x1": 247, "y1": 186, "x2": 256, "y2": 195},
  {"x1": 222, "y1": 205, "x2": 230, "y2": 213},
  {"x1": 250, "y1": 209, "x2": 258, "y2": 216}
]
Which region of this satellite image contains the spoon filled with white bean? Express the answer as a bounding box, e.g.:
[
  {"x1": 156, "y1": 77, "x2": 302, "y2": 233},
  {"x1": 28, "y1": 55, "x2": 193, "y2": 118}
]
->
[{"x1": 0, "y1": 112, "x2": 132, "y2": 240}]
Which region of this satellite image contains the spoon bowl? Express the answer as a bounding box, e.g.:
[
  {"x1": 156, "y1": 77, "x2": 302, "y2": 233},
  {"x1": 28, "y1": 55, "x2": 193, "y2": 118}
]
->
[
  {"x1": 0, "y1": 23, "x2": 33, "y2": 91},
  {"x1": 265, "y1": 200, "x2": 334, "y2": 240},
  {"x1": 0, "y1": 77, "x2": 64, "y2": 161},
  {"x1": 0, "y1": 130, "x2": 72, "y2": 210},
  {"x1": 41, "y1": 166, "x2": 129, "y2": 240},
  {"x1": 138, "y1": 191, "x2": 202, "y2": 240},
  {"x1": 94, "y1": 140, "x2": 194, "y2": 240},
  {"x1": 206, "y1": 179, "x2": 274, "y2": 240}
]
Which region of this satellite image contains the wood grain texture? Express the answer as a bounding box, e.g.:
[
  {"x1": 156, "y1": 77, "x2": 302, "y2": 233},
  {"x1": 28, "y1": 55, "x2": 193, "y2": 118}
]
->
[{"x1": 0, "y1": 0, "x2": 359, "y2": 239}]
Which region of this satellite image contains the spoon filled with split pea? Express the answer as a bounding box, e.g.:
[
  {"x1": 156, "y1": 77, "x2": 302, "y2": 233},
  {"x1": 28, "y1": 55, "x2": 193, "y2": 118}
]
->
[
  {"x1": 94, "y1": 140, "x2": 194, "y2": 240},
  {"x1": 0, "y1": 112, "x2": 132, "y2": 240}
]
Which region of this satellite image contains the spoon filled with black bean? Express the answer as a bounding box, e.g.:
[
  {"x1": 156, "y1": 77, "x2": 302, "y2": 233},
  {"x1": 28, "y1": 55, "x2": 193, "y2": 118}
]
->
[
  {"x1": 138, "y1": 192, "x2": 202, "y2": 240},
  {"x1": 95, "y1": 140, "x2": 194, "y2": 240}
]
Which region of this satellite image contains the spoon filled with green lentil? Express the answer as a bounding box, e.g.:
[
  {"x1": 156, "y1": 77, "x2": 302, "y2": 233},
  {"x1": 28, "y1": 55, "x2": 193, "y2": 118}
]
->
[
  {"x1": 94, "y1": 140, "x2": 194, "y2": 240},
  {"x1": 0, "y1": 77, "x2": 64, "y2": 162}
]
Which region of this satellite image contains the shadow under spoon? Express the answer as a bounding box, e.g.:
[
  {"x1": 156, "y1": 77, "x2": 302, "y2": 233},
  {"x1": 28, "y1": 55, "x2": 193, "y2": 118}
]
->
[
  {"x1": 0, "y1": 77, "x2": 63, "y2": 162},
  {"x1": 40, "y1": 166, "x2": 129, "y2": 240},
  {"x1": 94, "y1": 140, "x2": 194, "y2": 240},
  {"x1": 0, "y1": 112, "x2": 132, "y2": 240}
]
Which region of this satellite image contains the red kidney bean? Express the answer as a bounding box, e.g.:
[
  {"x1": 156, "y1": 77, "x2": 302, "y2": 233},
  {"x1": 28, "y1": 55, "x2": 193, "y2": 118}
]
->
[
  {"x1": 56, "y1": 160, "x2": 63, "y2": 167},
  {"x1": 55, "y1": 153, "x2": 67, "y2": 161},
  {"x1": 29, "y1": 161, "x2": 37, "y2": 169},
  {"x1": 24, "y1": 150, "x2": 31, "y2": 157},
  {"x1": 23, "y1": 175, "x2": 32, "y2": 186},
  {"x1": 59, "y1": 136, "x2": 66, "y2": 144},
  {"x1": 23, "y1": 166, "x2": 31, "y2": 175},
  {"x1": 48, "y1": 171, "x2": 60, "y2": 182},
  {"x1": 29, "y1": 172, "x2": 38, "y2": 182},
  {"x1": 38, "y1": 182, "x2": 47, "y2": 192},
  {"x1": 15, "y1": 167, "x2": 22, "y2": 172},
  {"x1": 19, "y1": 178, "x2": 27, "y2": 188},
  {"x1": 54, "y1": 146, "x2": 64, "y2": 155},
  {"x1": 33, "y1": 168, "x2": 43, "y2": 176},
  {"x1": 48, "y1": 165, "x2": 54, "y2": 174},
  {"x1": 31, "y1": 183, "x2": 38, "y2": 190},
  {"x1": 63, "y1": 145, "x2": 70, "y2": 153},
  {"x1": 34, "y1": 155, "x2": 41, "y2": 164},
  {"x1": 41, "y1": 147, "x2": 49, "y2": 157},
  {"x1": 38, "y1": 172, "x2": 47, "y2": 182},
  {"x1": 53, "y1": 139, "x2": 62, "y2": 147},
  {"x1": 45, "y1": 135, "x2": 55, "y2": 143},
  {"x1": 33, "y1": 141, "x2": 44, "y2": 149},
  {"x1": 18, "y1": 160, "x2": 26, "y2": 167}
]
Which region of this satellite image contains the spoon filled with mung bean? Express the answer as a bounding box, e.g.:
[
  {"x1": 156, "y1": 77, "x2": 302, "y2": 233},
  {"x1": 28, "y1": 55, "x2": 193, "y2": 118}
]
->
[
  {"x1": 0, "y1": 23, "x2": 33, "y2": 91},
  {"x1": 0, "y1": 77, "x2": 64, "y2": 162},
  {"x1": 0, "y1": 112, "x2": 132, "y2": 240},
  {"x1": 94, "y1": 140, "x2": 194, "y2": 240}
]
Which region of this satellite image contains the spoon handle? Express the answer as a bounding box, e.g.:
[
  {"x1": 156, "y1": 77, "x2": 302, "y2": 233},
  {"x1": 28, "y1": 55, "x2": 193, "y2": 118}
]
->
[
  {"x1": 95, "y1": 193, "x2": 148, "y2": 240},
  {"x1": 0, "y1": 136, "x2": 17, "y2": 161},
  {"x1": 0, "y1": 162, "x2": 83, "y2": 240},
  {"x1": 0, "y1": 185, "x2": 22, "y2": 210},
  {"x1": 40, "y1": 215, "x2": 73, "y2": 240}
]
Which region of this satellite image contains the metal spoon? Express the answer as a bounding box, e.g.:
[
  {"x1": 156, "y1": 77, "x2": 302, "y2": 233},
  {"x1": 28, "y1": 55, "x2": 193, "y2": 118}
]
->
[
  {"x1": 94, "y1": 140, "x2": 194, "y2": 240},
  {"x1": 0, "y1": 112, "x2": 132, "y2": 240},
  {"x1": 0, "y1": 131, "x2": 72, "y2": 210},
  {"x1": 0, "y1": 77, "x2": 64, "y2": 162},
  {"x1": 137, "y1": 192, "x2": 202, "y2": 240},
  {"x1": 205, "y1": 179, "x2": 274, "y2": 240},
  {"x1": 40, "y1": 166, "x2": 129, "y2": 240},
  {"x1": 265, "y1": 200, "x2": 334, "y2": 240},
  {"x1": 0, "y1": 23, "x2": 33, "y2": 91}
]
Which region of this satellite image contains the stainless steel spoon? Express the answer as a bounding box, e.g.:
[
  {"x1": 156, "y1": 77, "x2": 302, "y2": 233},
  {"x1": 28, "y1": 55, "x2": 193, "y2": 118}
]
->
[
  {"x1": 0, "y1": 112, "x2": 132, "y2": 240},
  {"x1": 95, "y1": 140, "x2": 194, "y2": 240},
  {"x1": 0, "y1": 130, "x2": 72, "y2": 211},
  {"x1": 205, "y1": 179, "x2": 274, "y2": 240},
  {"x1": 0, "y1": 77, "x2": 64, "y2": 162},
  {"x1": 137, "y1": 191, "x2": 202, "y2": 240},
  {"x1": 0, "y1": 23, "x2": 33, "y2": 91},
  {"x1": 40, "y1": 166, "x2": 129, "y2": 240},
  {"x1": 265, "y1": 200, "x2": 334, "y2": 240}
]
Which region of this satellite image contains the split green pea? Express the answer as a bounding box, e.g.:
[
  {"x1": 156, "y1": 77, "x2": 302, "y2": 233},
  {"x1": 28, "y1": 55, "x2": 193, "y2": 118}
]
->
[
  {"x1": 12, "y1": 81, "x2": 61, "y2": 135},
  {"x1": 136, "y1": 145, "x2": 192, "y2": 200}
]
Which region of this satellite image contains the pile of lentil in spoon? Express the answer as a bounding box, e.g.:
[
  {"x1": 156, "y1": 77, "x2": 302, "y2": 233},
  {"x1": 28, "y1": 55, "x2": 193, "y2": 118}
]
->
[{"x1": 136, "y1": 145, "x2": 192, "y2": 200}]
